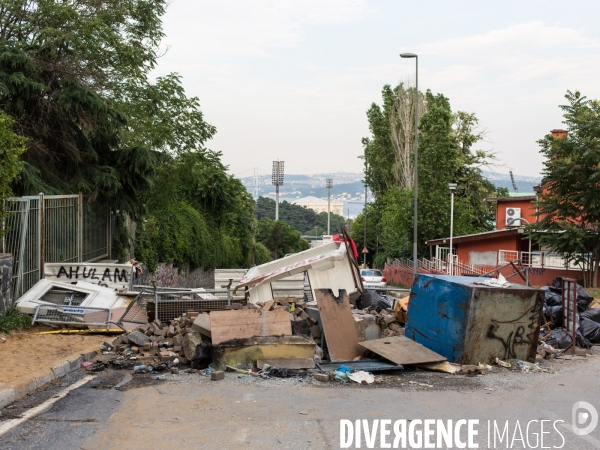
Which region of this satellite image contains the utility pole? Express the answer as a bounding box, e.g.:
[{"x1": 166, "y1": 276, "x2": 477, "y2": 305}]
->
[
  {"x1": 357, "y1": 155, "x2": 368, "y2": 268},
  {"x1": 326, "y1": 178, "x2": 333, "y2": 235},
  {"x1": 400, "y1": 52, "x2": 419, "y2": 278},
  {"x1": 253, "y1": 167, "x2": 259, "y2": 199},
  {"x1": 272, "y1": 161, "x2": 284, "y2": 221},
  {"x1": 363, "y1": 183, "x2": 367, "y2": 267},
  {"x1": 448, "y1": 183, "x2": 457, "y2": 275}
]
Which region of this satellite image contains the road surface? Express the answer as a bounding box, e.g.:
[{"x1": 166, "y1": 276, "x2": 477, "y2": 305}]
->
[{"x1": 2, "y1": 355, "x2": 600, "y2": 449}]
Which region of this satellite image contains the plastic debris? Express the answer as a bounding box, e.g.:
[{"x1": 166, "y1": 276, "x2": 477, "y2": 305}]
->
[
  {"x1": 495, "y1": 357, "x2": 511, "y2": 368},
  {"x1": 348, "y1": 371, "x2": 375, "y2": 384}
]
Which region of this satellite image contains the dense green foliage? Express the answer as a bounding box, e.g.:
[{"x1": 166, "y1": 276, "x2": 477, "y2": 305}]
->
[
  {"x1": 356, "y1": 84, "x2": 504, "y2": 266},
  {"x1": 0, "y1": 0, "x2": 217, "y2": 221},
  {"x1": 0, "y1": 1, "x2": 264, "y2": 272},
  {"x1": 256, "y1": 219, "x2": 311, "y2": 259},
  {"x1": 0, "y1": 112, "x2": 26, "y2": 231},
  {"x1": 135, "y1": 151, "x2": 260, "y2": 271},
  {"x1": 255, "y1": 197, "x2": 350, "y2": 235},
  {"x1": 0, "y1": 306, "x2": 31, "y2": 333},
  {"x1": 528, "y1": 91, "x2": 600, "y2": 287}
]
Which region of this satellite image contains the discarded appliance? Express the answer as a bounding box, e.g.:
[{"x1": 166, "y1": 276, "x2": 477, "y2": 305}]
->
[
  {"x1": 234, "y1": 231, "x2": 363, "y2": 305},
  {"x1": 14, "y1": 278, "x2": 146, "y2": 330},
  {"x1": 405, "y1": 274, "x2": 544, "y2": 365}
]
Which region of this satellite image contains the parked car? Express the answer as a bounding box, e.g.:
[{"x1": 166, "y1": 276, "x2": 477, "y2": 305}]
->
[{"x1": 360, "y1": 269, "x2": 387, "y2": 288}]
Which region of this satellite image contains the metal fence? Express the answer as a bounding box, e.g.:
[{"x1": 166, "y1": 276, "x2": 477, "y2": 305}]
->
[
  {"x1": 2, "y1": 194, "x2": 110, "y2": 302},
  {"x1": 134, "y1": 286, "x2": 236, "y2": 323}
]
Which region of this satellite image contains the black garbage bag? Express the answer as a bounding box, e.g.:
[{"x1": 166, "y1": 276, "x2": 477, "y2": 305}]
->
[
  {"x1": 543, "y1": 305, "x2": 563, "y2": 328},
  {"x1": 542, "y1": 328, "x2": 572, "y2": 349},
  {"x1": 577, "y1": 330, "x2": 593, "y2": 349},
  {"x1": 356, "y1": 291, "x2": 391, "y2": 311},
  {"x1": 268, "y1": 368, "x2": 308, "y2": 378},
  {"x1": 577, "y1": 285, "x2": 594, "y2": 311},
  {"x1": 551, "y1": 277, "x2": 594, "y2": 311},
  {"x1": 541, "y1": 286, "x2": 562, "y2": 307},
  {"x1": 581, "y1": 308, "x2": 600, "y2": 323},
  {"x1": 579, "y1": 318, "x2": 600, "y2": 343},
  {"x1": 192, "y1": 342, "x2": 214, "y2": 369}
]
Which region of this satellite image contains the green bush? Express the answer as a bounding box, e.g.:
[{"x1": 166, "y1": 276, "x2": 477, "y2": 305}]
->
[{"x1": 0, "y1": 306, "x2": 31, "y2": 333}]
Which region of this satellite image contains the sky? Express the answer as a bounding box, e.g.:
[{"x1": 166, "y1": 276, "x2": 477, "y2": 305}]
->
[{"x1": 154, "y1": 0, "x2": 600, "y2": 179}]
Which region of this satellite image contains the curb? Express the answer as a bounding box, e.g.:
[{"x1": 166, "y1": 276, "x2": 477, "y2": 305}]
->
[{"x1": 0, "y1": 346, "x2": 98, "y2": 410}]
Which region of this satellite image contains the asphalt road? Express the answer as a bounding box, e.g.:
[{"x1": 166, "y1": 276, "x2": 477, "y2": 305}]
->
[{"x1": 2, "y1": 355, "x2": 600, "y2": 450}]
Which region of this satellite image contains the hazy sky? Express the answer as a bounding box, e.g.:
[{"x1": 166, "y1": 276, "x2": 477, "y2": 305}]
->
[{"x1": 155, "y1": 0, "x2": 600, "y2": 179}]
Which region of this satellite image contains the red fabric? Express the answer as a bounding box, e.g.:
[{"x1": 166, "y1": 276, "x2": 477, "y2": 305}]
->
[{"x1": 332, "y1": 233, "x2": 359, "y2": 259}]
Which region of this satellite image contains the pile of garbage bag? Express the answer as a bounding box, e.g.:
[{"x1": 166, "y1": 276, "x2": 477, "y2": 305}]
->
[{"x1": 541, "y1": 277, "x2": 598, "y2": 349}]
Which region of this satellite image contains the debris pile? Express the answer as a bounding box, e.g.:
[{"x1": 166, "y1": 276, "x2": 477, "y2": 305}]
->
[
  {"x1": 88, "y1": 313, "x2": 208, "y2": 373},
  {"x1": 539, "y1": 277, "x2": 598, "y2": 353}
]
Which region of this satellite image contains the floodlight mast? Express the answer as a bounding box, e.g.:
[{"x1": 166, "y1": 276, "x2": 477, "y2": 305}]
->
[
  {"x1": 326, "y1": 178, "x2": 333, "y2": 234},
  {"x1": 272, "y1": 161, "x2": 285, "y2": 220}
]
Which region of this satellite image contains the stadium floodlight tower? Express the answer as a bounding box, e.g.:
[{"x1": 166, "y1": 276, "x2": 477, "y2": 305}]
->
[
  {"x1": 272, "y1": 161, "x2": 285, "y2": 221},
  {"x1": 326, "y1": 178, "x2": 333, "y2": 235}
]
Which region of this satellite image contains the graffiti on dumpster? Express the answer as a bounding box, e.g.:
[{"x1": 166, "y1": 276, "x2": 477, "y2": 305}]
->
[{"x1": 486, "y1": 304, "x2": 538, "y2": 360}]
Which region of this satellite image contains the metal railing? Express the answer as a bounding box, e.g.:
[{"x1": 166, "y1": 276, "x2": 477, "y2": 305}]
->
[
  {"x1": 135, "y1": 285, "x2": 237, "y2": 323},
  {"x1": 504, "y1": 250, "x2": 591, "y2": 271},
  {"x1": 32, "y1": 304, "x2": 112, "y2": 327},
  {"x1": 2, "y1": 194, "x2": 110, "y2": 302}
]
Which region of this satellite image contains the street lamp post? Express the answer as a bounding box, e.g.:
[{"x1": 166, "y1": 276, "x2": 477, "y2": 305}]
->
[
  {"x1": 272, "y1": 161, "x2": 284, "y2": 221},
  {"x1": 400, "y1": 52, "x2": 419, "y2": 278},
  {"x1": 358, "y1": 155, "x2": 367, "y2": 268},
  {"x1": 326, "y1": 178, "x2": 333, "y2": 235},
  {"x1": 448, "y1": 183, "x2": 457, "y2": 275}
]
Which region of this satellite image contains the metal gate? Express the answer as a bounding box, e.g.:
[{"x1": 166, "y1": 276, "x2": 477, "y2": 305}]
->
[{"x1": 2, "y1": 194, "x2": 110, "y2": 303}]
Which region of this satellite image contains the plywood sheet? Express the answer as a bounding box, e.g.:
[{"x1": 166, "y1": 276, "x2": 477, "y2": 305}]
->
[
  {"x1": 315, "y1": 289, "x2": 362, "y2": 361},
  {"x1": 359, "y1": 336, "x2": 446, "y2": 366},
  {"x1": 210, "y1": 309, "x2": 292, "y2": 345}
]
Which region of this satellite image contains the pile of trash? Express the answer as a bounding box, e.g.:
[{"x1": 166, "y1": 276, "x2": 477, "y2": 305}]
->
[
  {"x1": 87, "y1": 312, "x2": 214, "y2": 374},
  {"x1": 540, "y1": 277, "x2": 598, "y2": 351}
]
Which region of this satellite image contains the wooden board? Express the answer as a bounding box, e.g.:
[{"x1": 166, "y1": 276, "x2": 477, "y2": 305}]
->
[
  {"x1": 210, "y1": 309, "x2": 292, "y2": 345},
  {"x1": 359, "y1": 336, "x2": 446, "y2": 366},
  {"x1": 257, "y1": 358, "x2": 315, "y2": 369},
  {"x1": 315, "y1": 289, "x2": 362, "y2": 361}
]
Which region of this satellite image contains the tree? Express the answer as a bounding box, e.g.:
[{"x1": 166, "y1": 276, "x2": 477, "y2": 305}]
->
[
  {"x1": 361, "y1": 85, "x2": 502, "y2": 265},
  {"x1": 256, "y1": 219, "x2": 310, "y2": 259},
  {"x1": 0, "y1": 112, "x2": 26, "y2": 232},
  {"x1": 135, "y1": 151, "x2": 258, "y2": 270},
  {"x1": 255, "y1": 197, "x2": 349, "y2": 235},
  {"x1": 0, "y1": 0, "x2": 214, "y2": 219},
  {"x1": 528, "y1": 91, "x2": 600, "y2": 287}
]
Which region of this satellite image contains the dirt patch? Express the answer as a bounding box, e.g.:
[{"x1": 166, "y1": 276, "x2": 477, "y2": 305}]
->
[{"x1": 0, "y1": 327, "x2": 107, "y2": 386}]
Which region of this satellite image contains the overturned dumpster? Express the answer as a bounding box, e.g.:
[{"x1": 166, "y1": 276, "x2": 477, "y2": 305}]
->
[{"x1": 405, "y1": 274, "x2": 544, "y2": 365}]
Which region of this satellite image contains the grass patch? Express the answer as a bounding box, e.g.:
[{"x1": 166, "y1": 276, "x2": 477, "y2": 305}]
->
[{"x1": 0, "y1": 306, "x2": 32, "y2": 334}]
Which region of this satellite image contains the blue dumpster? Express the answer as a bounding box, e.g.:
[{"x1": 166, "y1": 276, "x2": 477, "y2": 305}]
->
[{"x1": 405, "y1": 274, "x2": 544, "y2": 365}]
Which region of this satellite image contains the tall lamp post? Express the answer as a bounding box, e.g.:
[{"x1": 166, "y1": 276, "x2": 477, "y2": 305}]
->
[
  {"x1": 400, "y1": 52, "x2": 419, "y2": 278},
  {"x1": 448, "y1": 183, "x2": 457, "y2": 275},
  {"x1": 272, "y1": 161, "x2": 284, "y2": 221},
  {"x1": 326, "y1": 178, "x2": 333, "y2": 235},
  {"x1": 358, "y1": 155, "x2": 368, "y2": 268}
]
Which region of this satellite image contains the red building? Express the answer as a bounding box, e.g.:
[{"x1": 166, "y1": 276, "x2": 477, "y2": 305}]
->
[{"x1": 384, "y1": 129, "x2": 594, "y2": 287}]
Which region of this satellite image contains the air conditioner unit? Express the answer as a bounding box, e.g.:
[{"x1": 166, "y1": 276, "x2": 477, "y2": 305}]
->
[{"x1": 506, "y1": 207, "x2": 522, "y2": 227}]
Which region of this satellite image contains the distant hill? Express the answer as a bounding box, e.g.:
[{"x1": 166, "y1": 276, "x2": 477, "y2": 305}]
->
[
  {"x1": 238, "y1": 171, "x2": 541, "y2": 215},
  {"x1": 481, "y1": 171, "x2": 541, "y2": 194}
]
